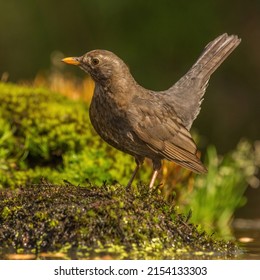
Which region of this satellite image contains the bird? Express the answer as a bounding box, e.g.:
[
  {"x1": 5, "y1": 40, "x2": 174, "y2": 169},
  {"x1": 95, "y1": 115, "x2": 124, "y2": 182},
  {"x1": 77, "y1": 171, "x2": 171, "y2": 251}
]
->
[{"x1": 62, "y1": 33, "x2": 241, "y2": 189}]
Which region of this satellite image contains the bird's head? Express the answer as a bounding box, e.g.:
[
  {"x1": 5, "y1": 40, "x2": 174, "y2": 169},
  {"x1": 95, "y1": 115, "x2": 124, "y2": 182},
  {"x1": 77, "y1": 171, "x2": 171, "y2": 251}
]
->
[{"x1": 62, "y1": 50, "x2": 130, "y2": 86}]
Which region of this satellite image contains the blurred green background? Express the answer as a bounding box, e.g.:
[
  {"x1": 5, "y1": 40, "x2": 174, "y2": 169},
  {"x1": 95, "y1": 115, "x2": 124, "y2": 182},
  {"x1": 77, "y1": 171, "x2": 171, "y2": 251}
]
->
[
  {"x1": 0, "y1": 0, "x2": 259, "y2": 217},
  {"x1": 1, "y1": 0, "x2": 259, "y2": 152}
]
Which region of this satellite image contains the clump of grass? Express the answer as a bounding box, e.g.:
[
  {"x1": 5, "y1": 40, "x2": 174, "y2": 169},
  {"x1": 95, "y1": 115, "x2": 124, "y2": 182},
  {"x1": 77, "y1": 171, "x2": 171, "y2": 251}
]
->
[
  {"x1": 182, "y1": 140, "x2": 260, "y2": 236},
  {"x1": 0, "y1": 181, "x2": 239, "y2": 259}
]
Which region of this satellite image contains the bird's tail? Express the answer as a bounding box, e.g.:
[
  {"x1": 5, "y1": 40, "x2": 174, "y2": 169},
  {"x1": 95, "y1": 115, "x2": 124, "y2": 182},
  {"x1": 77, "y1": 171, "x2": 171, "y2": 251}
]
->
[
  {"x1": 169, "y1": 33, "x2": 241, "y2": 130},
  {"x1": 191, "y1": 33, "x2": 241, "y2": 86}
]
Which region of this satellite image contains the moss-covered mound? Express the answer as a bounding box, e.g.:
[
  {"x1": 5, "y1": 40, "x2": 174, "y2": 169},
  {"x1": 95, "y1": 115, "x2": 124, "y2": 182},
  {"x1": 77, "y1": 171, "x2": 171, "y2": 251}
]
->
[
  {"x1": 0, "y1": 82, "x2": 150, "y2": 188},
  {"x1": 0, "y1": 182, "x2": 239, "y2": 259}
]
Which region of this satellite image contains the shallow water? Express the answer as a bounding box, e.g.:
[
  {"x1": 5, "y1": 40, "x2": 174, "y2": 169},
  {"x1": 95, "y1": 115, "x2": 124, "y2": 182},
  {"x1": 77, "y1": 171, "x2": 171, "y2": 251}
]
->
[{"x1": 233, "y1": 219, "x2": 260, "y2": 260}]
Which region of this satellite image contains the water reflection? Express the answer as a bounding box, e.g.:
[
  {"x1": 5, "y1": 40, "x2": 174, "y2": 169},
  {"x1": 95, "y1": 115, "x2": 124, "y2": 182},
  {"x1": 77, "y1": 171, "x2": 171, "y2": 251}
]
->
[{"x1": 233, "y1": 219, "x2": 260, "y2": 260}]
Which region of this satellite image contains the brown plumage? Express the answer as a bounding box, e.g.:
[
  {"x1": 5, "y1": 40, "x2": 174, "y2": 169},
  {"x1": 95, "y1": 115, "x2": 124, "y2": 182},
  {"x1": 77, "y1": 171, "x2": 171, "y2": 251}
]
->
[{"x1": 62, "y1": 33, "x2": 241, "y2": 188}]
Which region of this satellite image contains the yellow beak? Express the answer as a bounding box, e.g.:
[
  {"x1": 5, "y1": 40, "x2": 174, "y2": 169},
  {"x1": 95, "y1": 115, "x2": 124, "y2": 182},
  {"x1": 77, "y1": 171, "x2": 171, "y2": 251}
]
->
[{"x1": 62, "y1": 57, "x2": 80, "y2": 65}]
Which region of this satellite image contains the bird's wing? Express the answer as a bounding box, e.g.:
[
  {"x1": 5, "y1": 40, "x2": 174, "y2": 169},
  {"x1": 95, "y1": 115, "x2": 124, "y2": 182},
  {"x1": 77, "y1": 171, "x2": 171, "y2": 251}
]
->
[
  {"x1": 128, "y1": 97, "x2": 207, "y2": 173},
  {"x1": 165, "y1": 33, "x2": 241, "y2": 130}
]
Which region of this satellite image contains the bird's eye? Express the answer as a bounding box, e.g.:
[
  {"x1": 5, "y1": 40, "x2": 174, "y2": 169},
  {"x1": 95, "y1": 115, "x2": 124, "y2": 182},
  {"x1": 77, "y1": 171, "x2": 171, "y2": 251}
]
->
[{"x1": 91, "y1": 58, "x2": 100, "y2": 66}]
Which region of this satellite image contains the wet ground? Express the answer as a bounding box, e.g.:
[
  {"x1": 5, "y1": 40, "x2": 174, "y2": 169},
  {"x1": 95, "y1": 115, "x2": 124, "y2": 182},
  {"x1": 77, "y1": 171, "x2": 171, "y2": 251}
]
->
[{"x1": 1, "y1": 219, "x2": 259, "y2": 260}]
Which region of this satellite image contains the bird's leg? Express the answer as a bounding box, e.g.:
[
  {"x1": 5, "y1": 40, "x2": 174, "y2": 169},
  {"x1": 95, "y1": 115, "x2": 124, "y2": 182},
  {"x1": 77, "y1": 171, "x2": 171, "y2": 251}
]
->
[
  {"x1": 148, "y1": 160, "x2": 162, "y2": 189},
  {"x1": 148, "y1": 170, "x2": 159, "y2": 189},
  {"x1": 126, "y1": 165, "x2": 139, "y2": 189},
  {"x1": 126, "y1": 156, "x2": 144, "y2": 189}
]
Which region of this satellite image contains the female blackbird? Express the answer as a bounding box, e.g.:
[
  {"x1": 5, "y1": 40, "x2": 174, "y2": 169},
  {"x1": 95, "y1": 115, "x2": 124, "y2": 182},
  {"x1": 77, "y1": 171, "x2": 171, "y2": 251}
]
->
[{"x1": 62, "y1": 33, "x2": 241, "y2": 189}]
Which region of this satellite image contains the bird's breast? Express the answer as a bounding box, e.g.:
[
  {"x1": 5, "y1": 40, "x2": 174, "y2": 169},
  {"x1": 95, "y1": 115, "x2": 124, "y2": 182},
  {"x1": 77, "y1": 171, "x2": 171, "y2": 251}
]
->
[
  {"x1": 88, "y1": 84, "x2": 159, "y2": 159},
  {"x1": 89, "y1": 87, "x2": 132, "y2": 146}
]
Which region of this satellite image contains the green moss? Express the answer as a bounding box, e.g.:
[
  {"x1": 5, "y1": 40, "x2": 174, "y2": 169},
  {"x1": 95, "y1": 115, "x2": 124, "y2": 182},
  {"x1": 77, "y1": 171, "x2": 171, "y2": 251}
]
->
[
  {"x1": 0, "y1": 182, "x2": 239, "y2": 259},
  {"x1": 0, "y1": 81, "x2": 257, "y2": 242},
  {"x1": 0, "y1": 82, "x2": 151, "y2": 188}
]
